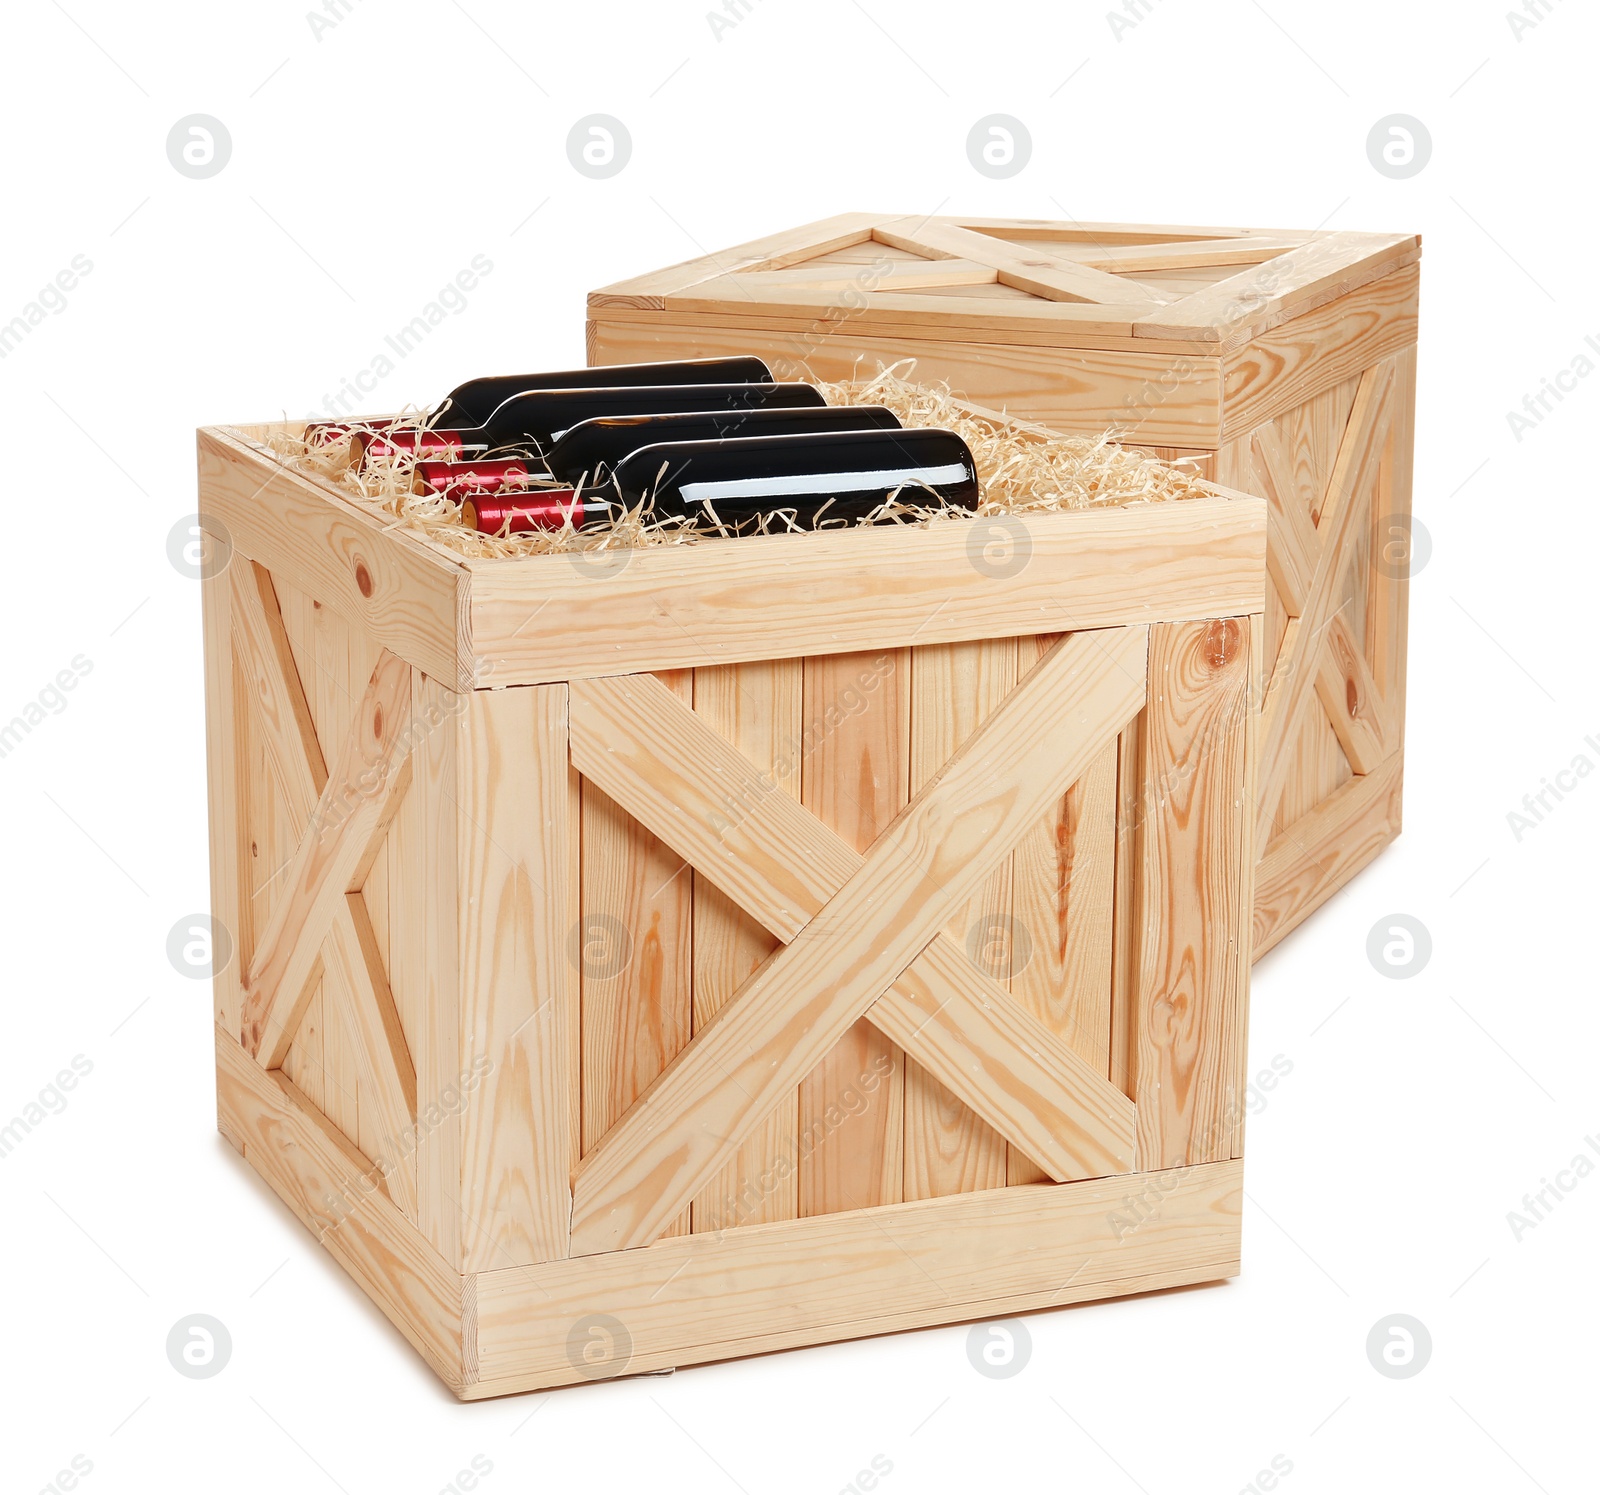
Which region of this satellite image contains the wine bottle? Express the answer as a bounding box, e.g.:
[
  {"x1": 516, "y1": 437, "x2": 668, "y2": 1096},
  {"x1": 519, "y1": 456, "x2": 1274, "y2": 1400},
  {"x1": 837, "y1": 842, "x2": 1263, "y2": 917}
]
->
[
  {"x1": 360, "y1": 382, "x2": 826, "y2": 466},
  {"x1": 544, "y1": 404, "x2": 902, "y2": 484},
  {"x1": 609, "y1": 427, "x2": 980, "y2": 530},
  {"x1": 432, "y1": 355, "x2": 774, "y2": 430},
  {"x1": 479, "y1": 381, "x2": 827, "y2": 458},
  {"x1": 306, "y1": 355, "x2": 773, "y2": 445}
]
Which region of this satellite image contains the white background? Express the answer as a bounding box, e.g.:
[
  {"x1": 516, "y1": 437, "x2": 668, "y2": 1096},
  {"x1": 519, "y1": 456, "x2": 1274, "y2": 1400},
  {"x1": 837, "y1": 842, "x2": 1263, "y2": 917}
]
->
[{"x1": 2, "y1": 1, "x2": 1596, "y2": 1491}]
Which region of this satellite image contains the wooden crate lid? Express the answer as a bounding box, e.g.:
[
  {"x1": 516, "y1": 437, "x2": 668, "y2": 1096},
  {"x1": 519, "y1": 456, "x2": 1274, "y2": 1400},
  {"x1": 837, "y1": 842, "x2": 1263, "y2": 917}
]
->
[{"x1": 590, "y1": 212, "x2": 1421, "y2": 350}]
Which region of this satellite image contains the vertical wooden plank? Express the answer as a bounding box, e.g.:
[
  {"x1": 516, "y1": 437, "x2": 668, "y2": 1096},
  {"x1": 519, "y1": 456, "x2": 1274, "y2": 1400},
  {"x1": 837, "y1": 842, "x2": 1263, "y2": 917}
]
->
[
  {"x1": 314, "y1": 601, "x2": 365, "y2": 1154},
  {"x1": 396, "y1": 669, "x2": 462, "y2": 1266},
  {"x1": 371, "y1": 688, "x2": 415, "y2": 1228},
  {"x1": 202, "y1": 558, "x2": 244, "y2": 1039},
  {"x1": 566, "y1": 759, "x2": 583, "y2": 1181},
  {"x1": 1007, "y1": 630, "x2": 1119, "y2": 1184},
  {"x1": 1108, "y1": 720, "x2": 1142, "y2": 1103},
  {"x1": 1272, "y1": 696, "x2": 1351, "y2": 838},
  {"x1": 905, "y1": 640, "x2": 1013, "y2": 1201},
  {"x1": 581, "y1": 670, "x2": 695, "y2": 1239},
  {"x1": 1132, "y1": 618, "x2": 1251, "y2": 1171},
  {"x1": 797, "y1": 649, "x2": 908, "y2": 1216},
  {"x1": 690, "y1": 660, "x2": 804, "y2": 1233},
  {"x1": 262, "y1": 578, "x2": 324, "y2": 1107},
  {"x1": 1370, "y1": 344, "x2": 1416, "y2": 728},
  {"x1": 458, "y1": 684, "x2": 575, "y2": 1270},
  {"x1": 1232, "y1": 613, "x2": 1263, "y2": 1161},
  {"x1": 396, "y1": 671, "x2": 455, "y2": 1253}
]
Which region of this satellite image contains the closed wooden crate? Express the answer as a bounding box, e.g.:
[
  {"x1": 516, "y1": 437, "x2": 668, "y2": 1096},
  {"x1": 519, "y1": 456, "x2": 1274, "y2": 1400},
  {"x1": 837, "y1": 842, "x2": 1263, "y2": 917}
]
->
[
  {"x1": 589, "y1": 213, "x2": 1421, "y2": 958},
  {"x1": 198, "y1": 418, "x2": 1265, "y2": 1397}
]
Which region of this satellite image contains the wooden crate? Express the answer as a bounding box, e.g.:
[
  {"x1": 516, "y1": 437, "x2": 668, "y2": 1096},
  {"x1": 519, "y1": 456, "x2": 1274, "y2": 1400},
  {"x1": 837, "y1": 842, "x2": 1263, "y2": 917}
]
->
[
  {"x1": 588, "y1": 213, "x2": 1421, "y2": 958},
  {"x1": 198, "y1": 420, "x2": 1265, "y2": 1398}
]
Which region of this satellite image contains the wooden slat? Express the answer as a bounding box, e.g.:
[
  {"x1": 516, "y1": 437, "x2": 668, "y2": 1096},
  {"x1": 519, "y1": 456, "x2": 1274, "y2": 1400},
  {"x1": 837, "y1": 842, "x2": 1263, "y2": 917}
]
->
[
  {"x1": 202, "y1": 548, "x2": 245, "y2": 1037},
  {"x1": 1058, "y1": 234, "x2": 1313, "y2": 274},
  {"x1": 198, "y1": 427, "x2": 468, "y2": 689},
  {"x1": 1108, "y1": 721, "x2": 1142, "y2": 1100},
  {"x1": 253, "y1": 579, "x2": 327, "y2": 1105},
  {"x1": 305, "y1": 588, "x2": 369, "y2": 1154},
  {"x1": 457, "y1": 684, "x2": 576, "y2": 1270},
  {"x1": 905, "y1": 639, "x2": 1013, "y2": 1200},
  {"x1": 1131, "y1": 619, "x2": 1251, "y2": 1171},
  {"x1": 215, "y1": 1027, "x2": 465, "y2": 1391},
  {"x1": 590, "y1": 303, "x2": 1217, "y2": 357},
  {"x1": 1233, "y1": 611, "x2": 1264, "y2": 1160},
  {"x1": 872, "y1": 933, "x2": 1136, "y2": 1181},
  {"x1": 240, "y1": 652, "x2": 413, "y2": 1067},
  {"x1": 874, "y1": 218, "x2": 1166, "y2": 307},
  {"x1": 1269, "y1": 684, "x2": 1352, "y2": 838},
  {"x1": 1257, "y1": 362, "x2": 1397, "y2": 834},
  {"x1": 229, "y1": 561, "x2": 327, "y2": 805},
  {"x1": 1254, "y1": 753, "x2": 1404, "y2": 959},
  {"x1": 690, "y1": 661, "x2": 804, "y2": 1232},
  {"x1": 580, "y1": 671, "x2": 695, "y2": 1240},
  {"x1": 323, "y1": 893, "x2": 419, "y2": 1220},
  {"x1": 735, "y1": 259, "x2": 1000, "y2": 292},
  {"x1": 404, "y1": 669, "x2": 464, "y2": 1267},
  {"x1": 661, "y1": 280, "x2": 1147, "y2": 337},
  {"x1": 470, "y1": 1158, "x2": 1241, "y2": 1396},
  {"x1": 232, "y1": 563, "x2": 328, "y2": 800},
  {"x1": 1136, "y1": 232, "x2": 1420, "y2": 343},
  {"x1": 798, "y1": 649, "x2": 909, "y2": 1217},
  {"x1": 587, "y1": 211, "x2": 890, "y2": 308},
  {"x1": 953, "y1": 217, "x2": 1257, "y2": 243},
  {"x1": 568, "y1": 673, "x2": 857, "y2": 942},
  {"x1": 568, "y1": 625, "x2": 1148, "y2": 1255},
  {"x1": 1007, "y1": 694, "x2": 1119, "y2": 1185},
  {"x1": 1250, "y1": 423, "x2": 1318, "y2": 614},
  {"x1": 1314, "y1": 612, "x2": 1389, "y2": 775},
  {"x1": 468, "y1": 497, "x2": 1263, "y2": 687},
  {"x1": 1371, "y1": 343, "x2": 1418, "y2": 717}
]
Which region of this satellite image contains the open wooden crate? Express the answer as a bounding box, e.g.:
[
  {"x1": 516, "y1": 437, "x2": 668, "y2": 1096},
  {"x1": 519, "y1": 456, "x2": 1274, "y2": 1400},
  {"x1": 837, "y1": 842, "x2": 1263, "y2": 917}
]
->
[
  {"x1": 589, "y1": 214, "x2": 1420, "y2": 957},
  {"x1": 199, "y1": 418, "x2": 1265, "y2": 1397}
]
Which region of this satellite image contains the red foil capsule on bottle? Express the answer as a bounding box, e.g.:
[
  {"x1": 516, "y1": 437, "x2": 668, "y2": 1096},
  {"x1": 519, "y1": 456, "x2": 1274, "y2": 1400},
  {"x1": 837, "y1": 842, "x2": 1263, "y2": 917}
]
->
[
  {"x1": 304, "y1": 417, "x2": 401, "y2": 446},
  {"x1": 462, "y1": 491, "x2": 589, "y2": 534},
  {"x1": 412, "y1": 458, "x2": 536, "y2": 498},
  {"x1": 355, "y1": 428, "x2": 472, "y2": 465}
]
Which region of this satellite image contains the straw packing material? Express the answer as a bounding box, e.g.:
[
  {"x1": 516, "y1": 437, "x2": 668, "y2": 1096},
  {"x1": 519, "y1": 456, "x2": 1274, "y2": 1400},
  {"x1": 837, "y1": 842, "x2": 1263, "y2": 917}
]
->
[{"x1": 262, "y1": 363, "x2": 1212, "y2": 559}]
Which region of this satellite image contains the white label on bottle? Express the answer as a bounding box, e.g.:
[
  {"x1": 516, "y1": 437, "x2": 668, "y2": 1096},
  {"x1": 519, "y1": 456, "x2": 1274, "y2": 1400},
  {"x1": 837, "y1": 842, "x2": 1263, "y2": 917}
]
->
[{"x1": 679, "y1": 462, "x2": 969, "y2": 504}]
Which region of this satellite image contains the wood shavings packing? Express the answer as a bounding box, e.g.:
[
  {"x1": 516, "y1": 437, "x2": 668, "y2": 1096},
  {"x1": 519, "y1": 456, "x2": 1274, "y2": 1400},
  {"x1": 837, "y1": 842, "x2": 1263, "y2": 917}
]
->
[{"x1": 262, "y1": 361, "x2": 1214, "y2": 561}]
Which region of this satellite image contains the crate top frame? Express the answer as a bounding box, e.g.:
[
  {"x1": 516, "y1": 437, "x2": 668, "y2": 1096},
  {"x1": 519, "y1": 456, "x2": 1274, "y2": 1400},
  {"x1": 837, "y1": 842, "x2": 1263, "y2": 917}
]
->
[
  {"x1": 197, "y1": 421, "x2": 1265, "y2": 694},
  {"x1": 588, "y1": 212, "x2": 1422, "y2": 354}
]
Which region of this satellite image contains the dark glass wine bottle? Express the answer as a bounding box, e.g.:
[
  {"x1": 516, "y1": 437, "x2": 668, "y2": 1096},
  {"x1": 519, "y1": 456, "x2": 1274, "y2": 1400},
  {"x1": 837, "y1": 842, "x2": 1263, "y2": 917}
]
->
[
  {"x1": 307, "y1": 355, "x2": 774, "y2": 446},
  {"x1": 544, "y1": 404, "x2": 901, "y2": 484},
  {"x1": 432, "y1": 355, "x2": 774, "y2": 430},
  {"x1": 479, "y1": 381, "x2": 827, "y2": 460},
  {"x1": 609, "y1": 427, "x2": 980, "y2": 530},
  {"x1": 359, "y1": 382, "x2": 828, "y2": 466}
]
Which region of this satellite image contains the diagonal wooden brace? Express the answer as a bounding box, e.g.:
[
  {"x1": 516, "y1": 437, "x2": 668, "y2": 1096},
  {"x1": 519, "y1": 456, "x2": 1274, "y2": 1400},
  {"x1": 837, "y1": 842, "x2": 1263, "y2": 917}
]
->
[
  {"x1": 567, "y1": 626, "x2": 1148, "y2": 1256},
  {"x1": 873, "y1": 936, "x2": 1136, "y2": 1182},
  {"x1": 1257, "y1": 359, "x2": 1396, "y2": 840},
  {"x1": 873, "y1": 217, "x2": 1167, "y2": 307},
  {"x1": 233, "y1": 566, "x2": 417, "y2": 1100}
]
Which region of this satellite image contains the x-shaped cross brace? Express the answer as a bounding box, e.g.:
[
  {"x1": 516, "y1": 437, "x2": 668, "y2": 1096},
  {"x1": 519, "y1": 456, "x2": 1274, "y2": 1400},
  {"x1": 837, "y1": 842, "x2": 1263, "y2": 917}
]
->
[
  {"x1": 230, "y1": 561, "x2": 419, "y2": 1217},
  {"x1": 1253, "y1": 360, "x2": 1399, "y2": 845},
  {"x1": 566, "y1": 627, "x2": 1149, "y2": 1256}
]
